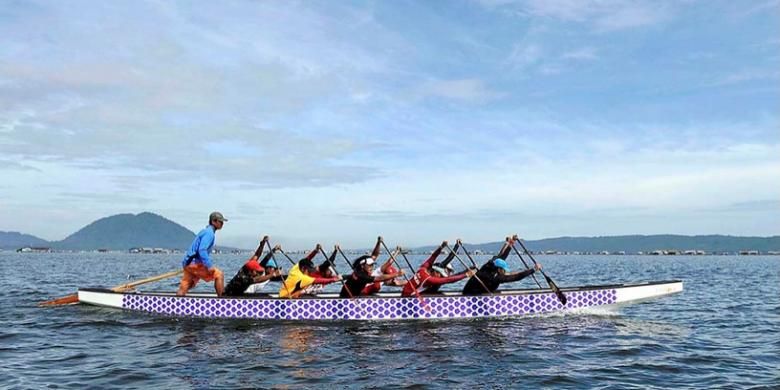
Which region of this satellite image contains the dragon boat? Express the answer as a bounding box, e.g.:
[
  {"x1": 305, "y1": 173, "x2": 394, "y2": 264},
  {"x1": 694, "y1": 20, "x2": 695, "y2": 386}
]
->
[{"x1": 77, "y1": 280, "x2": 682, "y2": 321}]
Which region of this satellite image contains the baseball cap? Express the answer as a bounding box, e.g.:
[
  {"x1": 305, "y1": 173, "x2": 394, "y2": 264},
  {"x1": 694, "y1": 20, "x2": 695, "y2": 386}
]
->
[
  {"x1": 360, "y1": 257, "x2": 375, "y2": 266},
  {"x1": 209, "y1": 211, "x2": 228, "y2": 222},
  {"x1": 264, "y1": 258, "x2": 278, "y2": 268},
  {"x1": 432, "y1": 262, "x2": 452, "y2": 276},
  {"x1": 245, "y1": 259, "x2": 264, "y2": 272},
  {"x1": 493, "y1": 259, "x2": 510, "y2": 272}
]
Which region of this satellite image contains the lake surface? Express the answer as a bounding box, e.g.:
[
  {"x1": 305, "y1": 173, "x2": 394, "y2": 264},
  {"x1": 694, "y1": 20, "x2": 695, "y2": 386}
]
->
[{"x1": 1, "y1": 252, "x2": 778, "y2": 389}]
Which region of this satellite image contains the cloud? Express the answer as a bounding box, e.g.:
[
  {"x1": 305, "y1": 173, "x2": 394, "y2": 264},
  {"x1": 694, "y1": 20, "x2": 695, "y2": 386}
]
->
[
  {"x1": 713, "y1": 69, "x2": 780, "y2": 86},
  {"x1": 417, "y1": 79, "x2": 506, "y2": 102},
  {"x1": 561, "y1": 47, "x2": 599, "y2": 61},
  {"x1": 505, "y1": 43, "x2": 543, "y2": 70},
  {"x1": 478, "y1": 0, "x2": 672, "y2": 32}
]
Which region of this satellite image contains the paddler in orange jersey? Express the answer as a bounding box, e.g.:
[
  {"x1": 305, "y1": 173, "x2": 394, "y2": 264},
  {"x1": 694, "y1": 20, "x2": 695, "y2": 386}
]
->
[{"x1": 279, "y1": 244, "x2": 342, "y2": 298}]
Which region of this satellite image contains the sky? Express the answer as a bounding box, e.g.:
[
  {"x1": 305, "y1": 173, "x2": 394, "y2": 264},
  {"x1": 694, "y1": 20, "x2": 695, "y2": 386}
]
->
[{"x1": 0, "y1": 0, "x2": 778, "y2": 249}]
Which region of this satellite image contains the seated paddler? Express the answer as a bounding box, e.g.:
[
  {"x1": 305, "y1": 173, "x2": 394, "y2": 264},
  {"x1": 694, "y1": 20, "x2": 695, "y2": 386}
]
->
[
  {"x1": 302, "y1": 244, "x2": 345, "y2": 296},
  {"x1": 279, "y1": 244, "x2": 342, "y2": 298},
  {"x1": 244, "y1": 243, "x2": 286, "y2": 293},
  {"x1": 224, "y1": 236, "x2": 283, "y2": 296},
  {"x1": 362, "y1": 244, "x2": 405, "y2": 295},
  {"x1": 340, "y1": 236, "x2": 405, "y2": 298},
  {"x1": 462, "y1": 236, "x2": 542, "y2": 295},
  {"x1": 402, "y1": 239, "x2": 476, "y2": 296}
]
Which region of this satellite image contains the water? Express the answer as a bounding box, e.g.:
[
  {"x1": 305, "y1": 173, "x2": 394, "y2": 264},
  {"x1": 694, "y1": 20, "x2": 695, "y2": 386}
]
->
[{"x1": 1, "y1": 253, "x2": 779, "y2": 389}]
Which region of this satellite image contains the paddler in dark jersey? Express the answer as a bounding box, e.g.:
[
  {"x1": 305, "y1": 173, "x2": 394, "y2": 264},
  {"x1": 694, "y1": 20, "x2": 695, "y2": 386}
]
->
[
  {"x1": 224, "y1": 236, "x2": 283, "y2": 296},
  {"x1": 462, "y1": 236, "x2": 541, "y2": 295},
  {"x1": 340, "y1": 237, "x2": 405, "y2": 298}
]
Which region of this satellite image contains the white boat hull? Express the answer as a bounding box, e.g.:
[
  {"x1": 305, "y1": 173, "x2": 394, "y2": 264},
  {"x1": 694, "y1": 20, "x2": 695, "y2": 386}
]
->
[{"x1": 77, "y1": 280, "x2": 683, "y2": 321}]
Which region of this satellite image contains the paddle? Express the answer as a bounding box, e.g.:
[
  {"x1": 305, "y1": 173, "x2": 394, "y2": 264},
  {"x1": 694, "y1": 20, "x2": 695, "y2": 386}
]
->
[
  {"x1": 511, "y1": 237, "x2": 567, "y2": 305},
  {"x1": 380, "y1": 241, "x2": 431, "y2": 312},
  {"x1": 445, "y1": 243, "x2": 493, "y2": 295},
  {"x1": 503, "y1": 236, "x2": 543, "y2": 288},
  {"x1": 318, "y1": 246, "x2": 352, "y2": 299},
  {"x1": 39, "y1": 269, "x2": 183, "y2": 307},
  {"x1": 277, "y1": 248, "x2": 298, "y2": 266},
  {"x1": 335, "y1": 247, "x2": 360, "y2": 299}
]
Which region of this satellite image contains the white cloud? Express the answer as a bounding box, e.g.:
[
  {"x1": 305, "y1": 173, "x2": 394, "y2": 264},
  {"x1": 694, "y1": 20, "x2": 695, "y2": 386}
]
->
[
  {"x1": 479, "y1": 0, "x2": 672, "y2": 32},
  {"x1": 417, "y1": 79, "x2": 506, "y2": 102},
  {"x1": 505, "y1": 43, "x2": 543, "y2": 70},
  {"x1": 561, "y1": 47, "x2": 599, "y2": 61}
]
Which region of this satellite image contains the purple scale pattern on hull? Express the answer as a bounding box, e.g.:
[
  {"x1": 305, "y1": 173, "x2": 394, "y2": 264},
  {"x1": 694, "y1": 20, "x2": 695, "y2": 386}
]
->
[{"x1": 121, "y1": 289, "x2": 617, "y2": 320}]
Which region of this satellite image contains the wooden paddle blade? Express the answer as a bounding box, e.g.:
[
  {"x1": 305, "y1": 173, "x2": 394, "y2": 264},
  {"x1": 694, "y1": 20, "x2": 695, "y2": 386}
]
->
[
  {"x1": 544, "y1": 275, "x2": 567, "y2": 305},
  {"x1": 38, "y1": 294, "x2": 79, "y2": 307}
]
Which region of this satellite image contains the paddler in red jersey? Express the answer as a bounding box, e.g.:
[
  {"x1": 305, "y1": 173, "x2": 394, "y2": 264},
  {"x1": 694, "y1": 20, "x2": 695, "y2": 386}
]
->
[{"x1": 401, "y1": 239, "x2": 476, "y2": 296}]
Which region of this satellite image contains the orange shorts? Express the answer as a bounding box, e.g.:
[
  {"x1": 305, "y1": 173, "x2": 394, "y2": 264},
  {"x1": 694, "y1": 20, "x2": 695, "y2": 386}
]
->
[{"x1": 182, "y1": 263, "x2": 220, "y2": 284}]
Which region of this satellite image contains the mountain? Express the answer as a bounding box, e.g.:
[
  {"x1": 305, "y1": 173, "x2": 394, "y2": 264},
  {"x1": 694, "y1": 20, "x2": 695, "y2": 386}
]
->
[
  {"x1": 53, "y1": 212, "x2": 196, "y2": 250},
  {"x1": 414, "y1": 235, "x2": 780, "y2": 254},
  {"x1": 0, "y1": 231, "x2": 50, "y2": 250}
]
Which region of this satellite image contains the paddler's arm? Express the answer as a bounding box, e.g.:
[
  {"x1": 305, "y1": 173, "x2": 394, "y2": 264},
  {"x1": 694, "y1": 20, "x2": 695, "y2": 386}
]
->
[
  {"x1": 312, "y1": 274, "x2": 343, "y2": 285},
  {"x1": 380, "y1": 248, "x2": 399, "y2": 273},
  {"x1": 374, "y1": 270, "x2": 404, "y2": 282},
  {"x1": 303, "y1": 244, "x2": 322, "y2": 261},
  {"x1": 252, "y1": 269, "x2": 282, "y2": 284},
  {"x1": 370, "y1": 236, "x2": 382, "y2": 259},
  {"x1": 426, "y1": 269, "x2": 476, "y2": 285},
  {"x1": 497, "y1": 263, "x2": 541, "y2": 283},
  {"x1": 420, "y1": 241, "x2": 447, "y2": 270},
  {"x1": 259, "y1": 244, "x2": 281, "y2": 267},
  {"x1": 251, "y1": 235, "x2": 270, "y2": 259},
  {"x1": 328, "y1": 246, "x2": 339, "y2": 265},
  {"x1": 440, "y1": 240, "x2": 461, "y2": 268},
  {"x1": 494, "y1": 237, "x2": 513, "y2": 260}
]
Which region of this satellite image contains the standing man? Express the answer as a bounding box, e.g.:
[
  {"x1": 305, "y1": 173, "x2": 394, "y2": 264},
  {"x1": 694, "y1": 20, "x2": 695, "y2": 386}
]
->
[{"x1": 176, "y1": 211, "x2": 227, "y2": 296}]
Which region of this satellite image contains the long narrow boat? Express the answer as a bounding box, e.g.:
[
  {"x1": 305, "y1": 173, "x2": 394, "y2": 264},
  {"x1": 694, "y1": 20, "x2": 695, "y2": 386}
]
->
[{"x1": 77, "y1": 280, "x2": 682, "y2": 321}]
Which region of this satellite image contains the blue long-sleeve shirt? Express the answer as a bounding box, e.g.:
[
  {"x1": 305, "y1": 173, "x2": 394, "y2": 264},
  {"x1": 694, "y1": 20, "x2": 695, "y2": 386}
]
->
[{"x1": 182, "y1": 225, "x2": 216, "y2": 268}]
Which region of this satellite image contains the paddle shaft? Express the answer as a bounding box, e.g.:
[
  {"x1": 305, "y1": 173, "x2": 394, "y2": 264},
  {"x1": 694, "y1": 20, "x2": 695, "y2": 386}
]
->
[
  {"x1": 277, "y1": 249, "x2": 298, "y2": 266},
  {"x1": 336, "y1": 247, "x2": 359, "y2": 299},
  {"x1": 508, "y1": 242, "x2": 544, "y2": 288},
  {"x1": 318, "y1": 247, "x2": 353, "y2": 299},
  {"x1": 445, "y1": 244, "x2": 492, "y2": 295},
  {"x1": 512, "y1": 240, "x2": 567, "y2": 305}
]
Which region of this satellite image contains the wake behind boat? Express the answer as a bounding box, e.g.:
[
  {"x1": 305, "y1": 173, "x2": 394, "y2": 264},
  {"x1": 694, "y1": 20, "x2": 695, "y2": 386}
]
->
[{"x1": 77, "y1": 280, "x2": 683, "y2": 321}]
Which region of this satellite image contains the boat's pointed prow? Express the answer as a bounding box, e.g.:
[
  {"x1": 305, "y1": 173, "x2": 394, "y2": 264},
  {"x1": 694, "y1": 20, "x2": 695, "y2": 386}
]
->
[{"x1": 613, "y1": 280, "x2": 683, "y2": 305}]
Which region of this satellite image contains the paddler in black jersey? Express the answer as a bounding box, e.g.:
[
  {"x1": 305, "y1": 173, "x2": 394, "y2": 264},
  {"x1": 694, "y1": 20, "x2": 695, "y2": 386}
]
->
[
  {"x1": 224, "y1": 236, "x2": 283, "y2": 296},
  {"x1": 340, "y1": 237, "x2": 405, "y2": 298},
  {"x1": 462, "y1": 236, "x2": 541, "y2": 295}
]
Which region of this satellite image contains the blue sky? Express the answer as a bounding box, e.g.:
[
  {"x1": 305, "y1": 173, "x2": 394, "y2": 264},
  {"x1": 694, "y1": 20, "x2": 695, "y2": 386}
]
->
[{"x1": 1, "y1": 0, "x2": 778, "y2": 249}]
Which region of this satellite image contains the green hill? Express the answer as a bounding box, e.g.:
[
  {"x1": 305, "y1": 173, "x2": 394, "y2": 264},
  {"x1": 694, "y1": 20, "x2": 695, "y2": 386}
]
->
[
  {"x1": 0, "y1": 231, "x2": 50, "y2": 250},
  {"x1": 53, "y1": 212, "x2": 196, "y2": 250}
]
